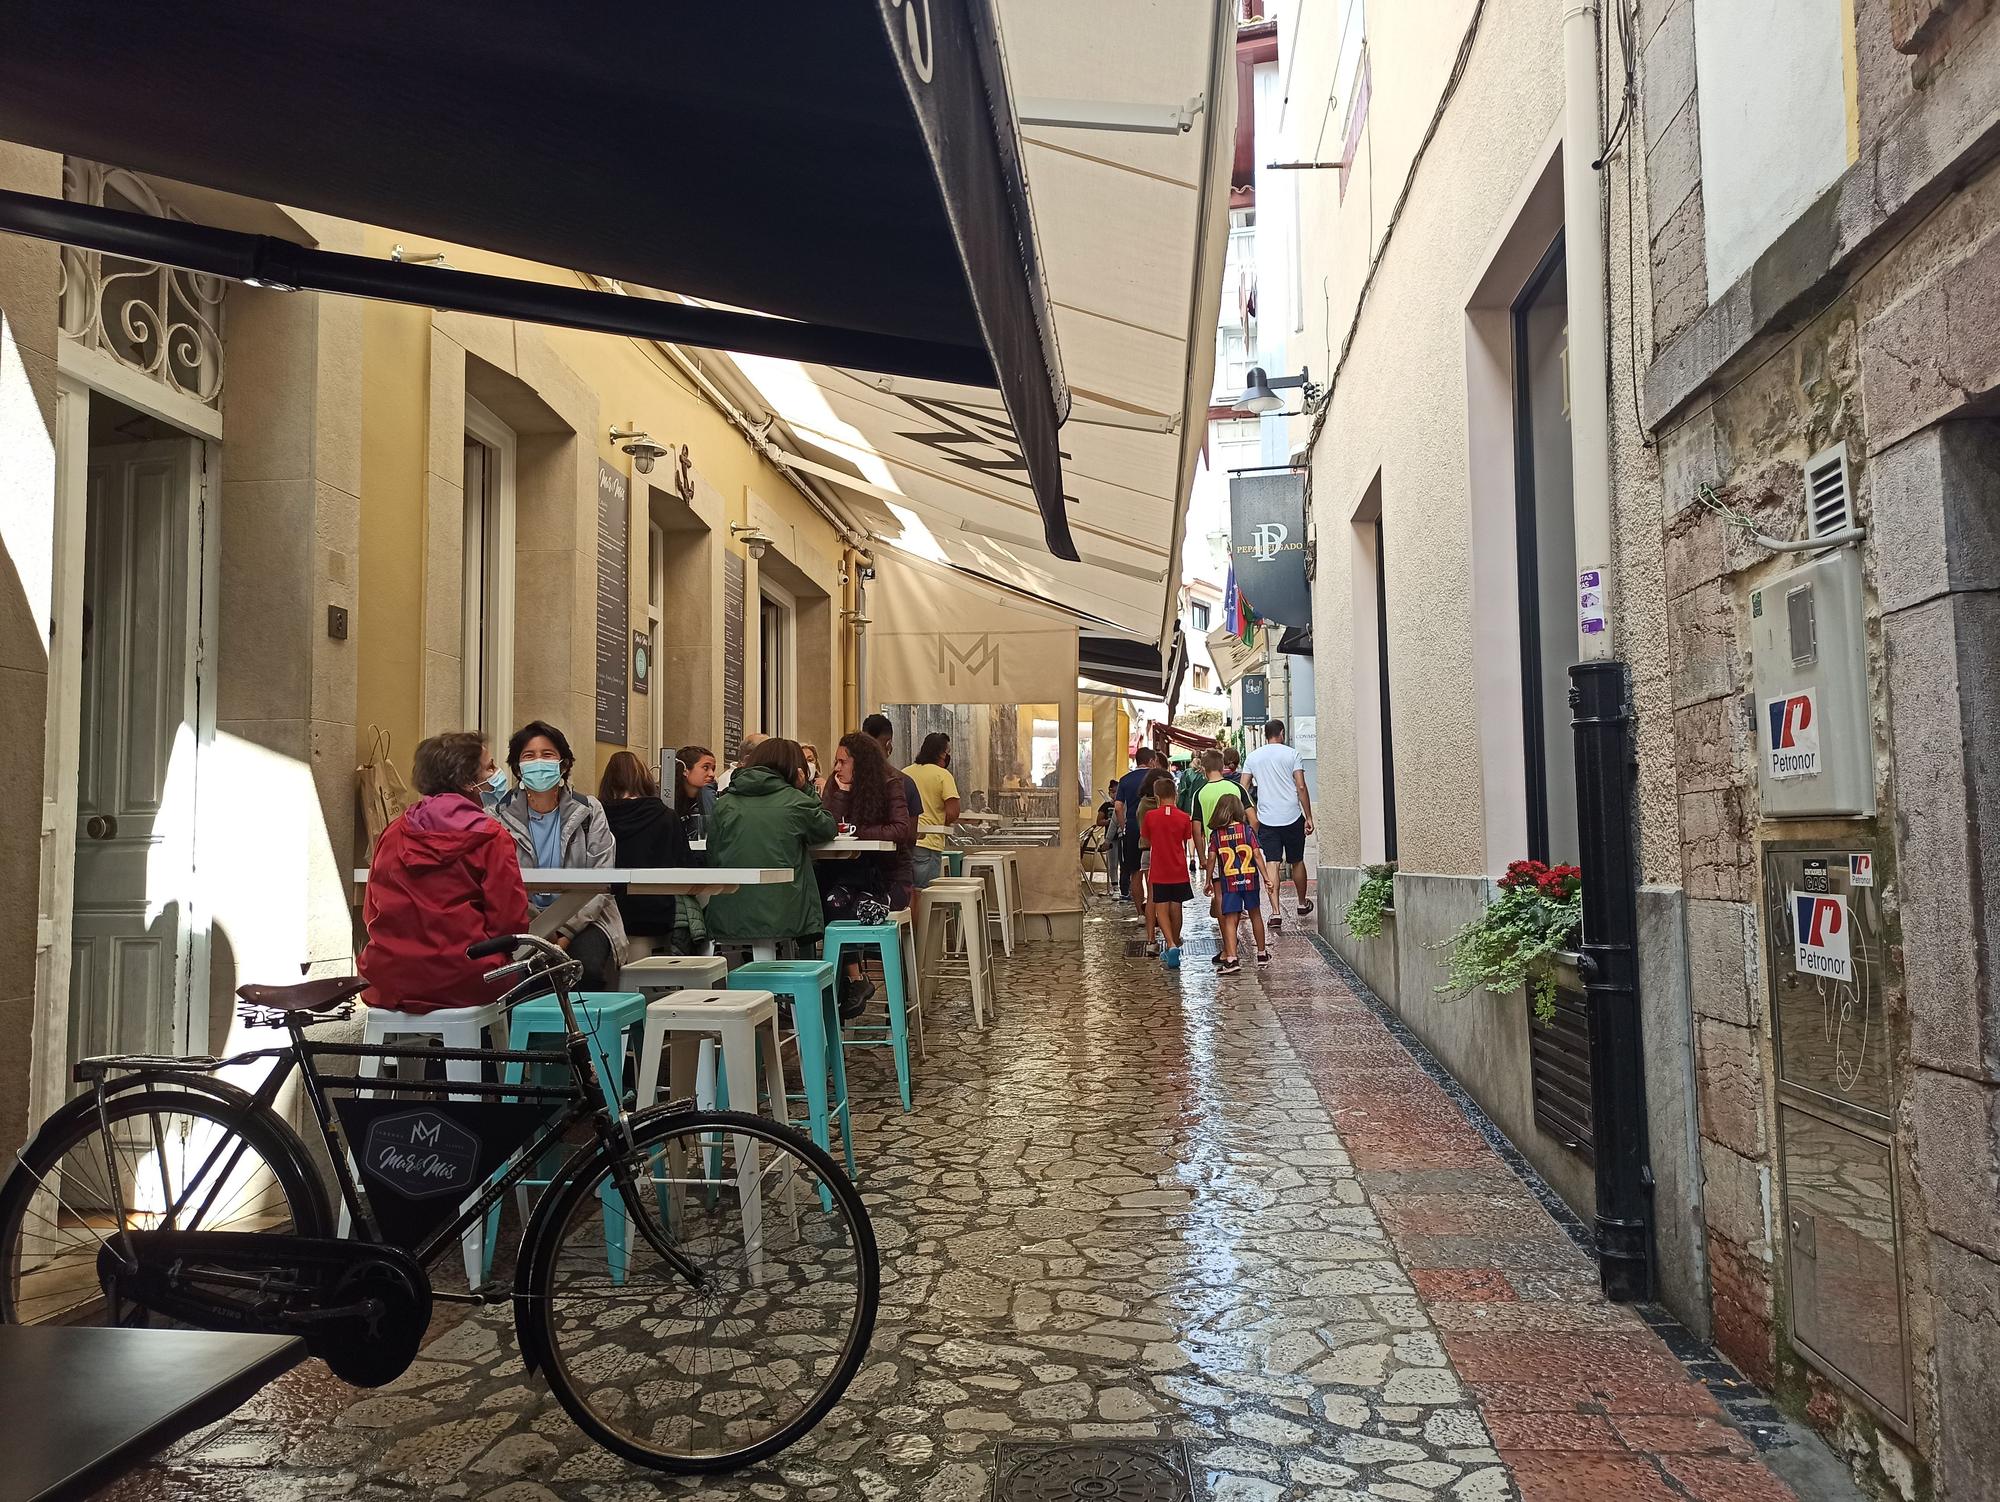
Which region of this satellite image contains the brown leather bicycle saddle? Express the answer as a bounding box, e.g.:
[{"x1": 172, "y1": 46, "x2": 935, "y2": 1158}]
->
[{"x1": 236, "y1": 976, "x2": 370, "y2": 1012}]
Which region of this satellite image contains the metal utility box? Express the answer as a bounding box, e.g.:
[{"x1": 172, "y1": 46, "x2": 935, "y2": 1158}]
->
[
  {"x1": 1749, "y1": 548, "x2": 1875, "y2": 818},
  {"x1": 1762, "y1": 844, "x2": 1911, "y2": 1431}
]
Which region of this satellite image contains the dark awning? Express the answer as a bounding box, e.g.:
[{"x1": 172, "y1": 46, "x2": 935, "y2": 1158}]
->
[
  {"x1": 1080, "y1": 628, "x2": 1187, "y2": 700},
  {"x1": 0, "y1": 0, "x2": 1073, "y2": 551}
]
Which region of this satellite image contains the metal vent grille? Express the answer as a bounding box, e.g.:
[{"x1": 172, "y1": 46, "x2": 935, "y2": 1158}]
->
[
  {"x1": 1805, "y1": 444, "x2": 1853, "y2": 538},
  {"x1": 1530, "y1": 979, "x2": 1594, "y2": 1162}
]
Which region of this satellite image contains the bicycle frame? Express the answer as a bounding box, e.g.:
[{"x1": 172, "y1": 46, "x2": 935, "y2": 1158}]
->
[{"x1": 77, "y1": 945, "x2": 695, "y2": 1299}]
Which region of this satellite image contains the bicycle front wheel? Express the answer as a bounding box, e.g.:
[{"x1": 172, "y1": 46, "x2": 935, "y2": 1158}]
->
[
  {"x1": 524, "y1": 1108, "x2": 878, "y2": 1473},
  {"x1": 0, "y1": 1084, "x2": 330, "y2": 1325}
]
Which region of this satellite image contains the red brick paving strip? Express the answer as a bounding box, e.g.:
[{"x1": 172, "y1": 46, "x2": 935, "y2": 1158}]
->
[{"x1": 1263, "y1": 951, "x2": 1801, "y2": 1502}]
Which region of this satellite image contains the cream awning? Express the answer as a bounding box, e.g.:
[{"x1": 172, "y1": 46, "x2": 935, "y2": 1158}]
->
[{"x1": 730, "y1": 1, "x2": 1237, "y2": 651}]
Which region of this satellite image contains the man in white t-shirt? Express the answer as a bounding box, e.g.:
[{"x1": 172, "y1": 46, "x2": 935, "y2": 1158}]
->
[{"x1": 1242, "y1": 720, "x2": 1314, "y2": 928}]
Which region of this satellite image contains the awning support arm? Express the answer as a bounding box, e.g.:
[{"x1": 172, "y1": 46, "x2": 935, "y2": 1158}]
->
[
  {"x1": 0, "y1": 189, "x2": 997, "y2": 387},
  {"x1": 1017, "y1": 94, "x2": 1205, "y2": 135}
]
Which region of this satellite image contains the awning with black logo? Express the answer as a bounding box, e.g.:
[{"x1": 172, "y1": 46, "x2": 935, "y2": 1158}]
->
[
  {"x1": 731, "y1": 1, "x2": 1239, "y2": 648},
  {"x1": 0, "y1": 1, "x2": 1071, "y2": 550}
]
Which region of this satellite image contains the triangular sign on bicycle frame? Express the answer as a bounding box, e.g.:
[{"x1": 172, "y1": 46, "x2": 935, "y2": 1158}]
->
[{"x1": 334, "y1": 1098, "x2": 555, "y2": 1254}]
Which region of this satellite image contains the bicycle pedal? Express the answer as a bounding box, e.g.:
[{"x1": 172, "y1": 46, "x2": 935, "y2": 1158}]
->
[{"x1": 467, "y1": 1279, "x2": 512, "y2": 1303}]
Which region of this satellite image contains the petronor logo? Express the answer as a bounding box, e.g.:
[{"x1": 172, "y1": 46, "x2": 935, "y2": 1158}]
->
[
  {"x1": 1792, "y1": 891, "x2": 1853, "y2": 983},
  {"x1": 1765, "y1": 689, "x2": 1820, "y2": 780}
]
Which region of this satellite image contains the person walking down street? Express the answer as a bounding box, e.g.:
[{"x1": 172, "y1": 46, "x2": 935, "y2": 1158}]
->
[
  {"x1": 1141, "y1": 771, "x2": 1196, "y2": 969},
  {"x1": 360, "y1": 731, "x2": 531, "y2": 1012},
  {"x1": 1134, "y1": 771, "x2": 1166, "y2": 954},
  {"x1": 598, "y1": 750, "x2": 695, "y2": 957},
  {"x1": 1113, "y1": 747, "x2": 1156, "y2": 911},
  {"x1": 1193, "y1": 748, "x2": 1245, "y2": 931},
  {"x1": 821, "y1": 730, "x2": 917, "y2": 1016},
  {"x1": 904, "y1": 731, "x2": 961, "y2": 890},
  {"x1": 704, "y1": 737, "x2": 838, "y2": 949},
  {"x1": 1099, "y1": 780, "x2": 1123, "y2": 890},
  {"x1": 492, "y1": 720, "x2": 627, "y2": 989},
  {"x1": 1242, "y1": 719, "x2": 1315, "y2": 929},
  {"x1": 1222, "y1": 742, "x2": 1245, "y2": 791},
  {"x1": 1205, "y1": 792, "x2": 1272, "y2": 974}
]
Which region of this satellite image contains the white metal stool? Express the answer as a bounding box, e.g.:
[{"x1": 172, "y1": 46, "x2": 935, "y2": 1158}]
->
[
  {"x1": 632, "y1": 988, "x2": 794, "y2": 1279},
  {"x1": 962, "y1": 854, "x2": 1016, "y2": 957},
  {"x1": 618, "y1": 954, "x2": 729, "y2": 997},
  {"x1": 347, "y1": 1002, "x2": 502, "y2": 1286},
  {"x1": 917, "y1": 879, "x2": 996, "y2": 1028}
]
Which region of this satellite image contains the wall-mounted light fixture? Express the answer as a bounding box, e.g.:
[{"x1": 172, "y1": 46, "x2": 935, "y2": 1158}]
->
[
  {"x1": 1233, "y1": 365, "x2": 1322, "y2": 416},
  {"x1": 610, "y1": 424, "x2": 670, "y2": 474},
  {"x1": 730, "y1": 523, "x2": 773, "y2": 560}
]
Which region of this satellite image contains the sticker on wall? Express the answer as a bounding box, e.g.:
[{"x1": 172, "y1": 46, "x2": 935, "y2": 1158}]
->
[
  {"x1": 1765, "y1": 688, "x2": 1820, "y2": 780},
  {"x1": 1793, "y1": 890, "x2": 1853, "y2": 983},
  {"x1": 1578, "y1": 569, "x2": 1607, "y2": 636},
  {"x1": 1849, "y1": 852, "x2": 1874, "y2": 887}
]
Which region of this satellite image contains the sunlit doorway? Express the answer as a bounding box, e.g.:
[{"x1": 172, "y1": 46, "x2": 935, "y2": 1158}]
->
[{"x1": 63, "y1": 391, "x2": 210, "y2": 1074}]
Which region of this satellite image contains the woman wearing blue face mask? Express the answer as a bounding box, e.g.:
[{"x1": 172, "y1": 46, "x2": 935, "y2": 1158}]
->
[
  {"x1": 492, "y1": 719, "x2": 625, "y2": 989},
  {"x1": 477, "y1": 740, "x2": 511, "y2": 809}
]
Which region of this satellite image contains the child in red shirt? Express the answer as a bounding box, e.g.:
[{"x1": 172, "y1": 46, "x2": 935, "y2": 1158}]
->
[
  {"x1": 1140, "y1": 771, "x2": 1196, "y2": 969},
  {"x1": 1205, "y1": 793, "x2": 1272, "y2": 973}
]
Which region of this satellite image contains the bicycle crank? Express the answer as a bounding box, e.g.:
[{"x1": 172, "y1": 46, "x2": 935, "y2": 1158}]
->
[{"x1": 98, "y1": 1231, "x2": 432, "y2": 1387}]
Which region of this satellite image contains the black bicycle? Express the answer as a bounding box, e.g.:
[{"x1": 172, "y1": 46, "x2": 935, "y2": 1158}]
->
[{"x1": 0, "y1": 934, "x2": 879, "y2": 1473}]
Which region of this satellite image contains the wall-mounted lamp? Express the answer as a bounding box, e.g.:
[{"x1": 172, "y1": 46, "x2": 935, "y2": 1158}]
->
[
  {"x1": 730, "y1": 524, "x2": 773, "y2": 561},
  {"x1": 1233, "y1": 365, "x2": 1322, "y2": 415},
  {"x1": 610, "y1": 424, "x2": 670, "y2": 474}
]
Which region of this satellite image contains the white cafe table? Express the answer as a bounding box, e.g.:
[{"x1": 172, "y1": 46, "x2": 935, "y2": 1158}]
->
[
  {"x1": 688, "y1": 837, "x2": 893, "y2": 857},
  {"x1": 352, "y1": 866, "x2": 791, "y2": 938}
]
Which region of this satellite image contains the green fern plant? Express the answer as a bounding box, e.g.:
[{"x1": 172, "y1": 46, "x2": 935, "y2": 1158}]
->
[
  {"x1": 1436, "y1": 860, "x2": 1582, "y2": 1025},
  {"x1": 1344, "y1": 863, "x2": 1397, "y2": 939}
]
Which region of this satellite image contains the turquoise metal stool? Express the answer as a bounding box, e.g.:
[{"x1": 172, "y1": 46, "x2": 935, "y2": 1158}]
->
[
  {"x1": 819, "y1": 917, "x2": 921, "y2": 1112},
  {"x1": 942, "y1": 850, "x2": 965, "y2": 878},
  {"x1": 483, "y1": 990, "x2": 647, "y2": 1283},
  {"x1": 725, "y1": 960, "x2": 854, "y2": 1199}
]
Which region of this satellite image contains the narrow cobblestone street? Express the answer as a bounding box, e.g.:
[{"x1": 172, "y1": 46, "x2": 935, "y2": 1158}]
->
[{"x1": 109, "y1": 905, "x2": 1819, "y2": 1502}]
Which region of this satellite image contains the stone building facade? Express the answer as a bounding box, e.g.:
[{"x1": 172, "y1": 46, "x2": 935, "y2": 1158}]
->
[
  {"x1": 1288, "y1": 0, "x2": 2000, "y2": 1493},
  {"x1": 1641, "y1": 1, "x2": 2000, "y2": 1495}
]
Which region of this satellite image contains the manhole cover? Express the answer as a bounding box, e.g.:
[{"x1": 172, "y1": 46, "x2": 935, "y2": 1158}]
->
[{"x1": 994, "y1": 1440, "x2": 1192, "y2": 1502}]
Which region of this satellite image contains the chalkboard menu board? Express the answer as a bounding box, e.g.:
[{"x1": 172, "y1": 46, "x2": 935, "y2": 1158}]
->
[
  {"x1": 594, "y1": 460, "x2": 629, "y2": 744},
  {"x1": 723, "y1": 550, "x2": 745, "y2": 751}
]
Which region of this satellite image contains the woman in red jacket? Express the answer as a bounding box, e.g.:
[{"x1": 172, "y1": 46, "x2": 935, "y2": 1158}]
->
[{"x1": 361, "y1": 731, "x2": 531, "y2": 1013}]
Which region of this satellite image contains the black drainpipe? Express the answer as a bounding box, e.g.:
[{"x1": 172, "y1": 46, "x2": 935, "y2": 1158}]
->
[{"x1": 1570, "y1": 658, "x2": 1655, "y2": 1301}]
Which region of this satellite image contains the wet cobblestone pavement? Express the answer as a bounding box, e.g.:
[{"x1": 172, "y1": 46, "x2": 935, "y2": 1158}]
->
[{"x1": 106, "y1": 900, "x2": 1811, "y2": 1502}]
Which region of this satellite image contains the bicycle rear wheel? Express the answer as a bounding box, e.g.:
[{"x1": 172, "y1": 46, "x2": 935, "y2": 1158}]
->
[
  {"x1": 0, "y1": 1084, "x2": 330, "y2": 1325},
  {"x1": 524, "y1": 1108, "x2": 878, "y2": 1473}
]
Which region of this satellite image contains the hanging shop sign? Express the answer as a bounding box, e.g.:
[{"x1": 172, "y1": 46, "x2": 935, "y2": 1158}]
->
[
  {"x1": 1228, "y1": 470, "x2": 1311, "y2": 626},
  {"x1": 1205, "y1": 624, "x2": 1267, "y2": 689},
  {"x1": 632, "y1": 629, "x2": 652, "y2": 696},
  {"x1": 1240, "y1": 673, "x2": 1268, "y2": 724}
]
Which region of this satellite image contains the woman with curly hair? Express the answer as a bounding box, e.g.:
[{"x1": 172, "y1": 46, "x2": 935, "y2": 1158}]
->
[{"x1": 820, "y1": 729, "x2": 916, "y2": 1015}]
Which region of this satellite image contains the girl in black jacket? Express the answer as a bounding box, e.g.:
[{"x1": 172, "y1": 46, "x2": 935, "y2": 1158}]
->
[{"x1": 598, "y1": 751, "x2": 694, "y2": 946}]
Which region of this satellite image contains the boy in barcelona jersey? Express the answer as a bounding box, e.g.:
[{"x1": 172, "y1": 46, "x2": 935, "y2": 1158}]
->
[{"x1": 1204, "y1": 792, "x2": 1273, "y2": 974}]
